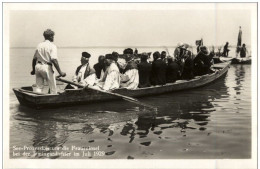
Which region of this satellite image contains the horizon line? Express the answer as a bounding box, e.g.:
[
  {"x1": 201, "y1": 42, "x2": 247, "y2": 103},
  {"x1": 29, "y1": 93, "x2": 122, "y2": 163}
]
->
[{"x1": 10, "y1": 45, "x2": 247, "y2": 49}]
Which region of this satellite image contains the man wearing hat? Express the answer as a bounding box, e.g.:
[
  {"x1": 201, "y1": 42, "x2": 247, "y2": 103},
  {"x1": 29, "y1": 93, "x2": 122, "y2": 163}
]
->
[
  {"x1": 97, "y1": 54, "x2": 120, "y2": 91},
  {"x1": 70, "y1": 52, "x2": 96, "y2": 88},
  {"x1": 31, "y1": 29, "x2": 66, "y2": 94}
]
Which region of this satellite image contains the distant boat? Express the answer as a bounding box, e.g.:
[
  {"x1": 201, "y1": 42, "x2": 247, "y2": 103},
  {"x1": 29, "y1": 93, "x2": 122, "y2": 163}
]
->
[
  {"x1": 231, "y1": 57, "x2": 251, "y2": 64},
  {"x1": 13, "y1": 62, "x2": 231, "y2": 109}
]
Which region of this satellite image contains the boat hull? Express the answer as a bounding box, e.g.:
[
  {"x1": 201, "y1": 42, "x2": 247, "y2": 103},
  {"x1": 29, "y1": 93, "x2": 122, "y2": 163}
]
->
[
  {"x1": 231, "y1": 58, "x2": 251, "y2": 64},
  {"x1": 13, "y1": 62, "x2": 230, "y2": 109}
]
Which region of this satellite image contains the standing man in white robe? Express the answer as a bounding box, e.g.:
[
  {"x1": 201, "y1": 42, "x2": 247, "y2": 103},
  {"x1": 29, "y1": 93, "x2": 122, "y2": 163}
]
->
[{"x1": 31, "y1": 29, "x2": 66, "y2": 94}]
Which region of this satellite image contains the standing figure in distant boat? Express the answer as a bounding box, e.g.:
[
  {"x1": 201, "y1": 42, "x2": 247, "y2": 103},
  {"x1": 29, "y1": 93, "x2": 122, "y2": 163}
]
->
[
  {"x1": 223, "y1": 42, "x2": 230, "y2": 57},
  {"x1": 66, "y1": 52, "x2": 96, "y2": 89},
  {"x1": 138, "y1": 53, "x2": 152, "y2": 88},
  {"x1": 240, "y1": 44, "x2": 248, "y2": 58},
  {"x1": 97, "y1": 54, "x2": 120, "y2": 91},
  {"x1": 94, "y1": 55, "x2": 106, "y2": 79},
  {"x1": 31, "y1": 29, "x2": 66, "y2": 94},
  {"x1": 120, "y1": 55, "x2": 139, "y2": 89}
]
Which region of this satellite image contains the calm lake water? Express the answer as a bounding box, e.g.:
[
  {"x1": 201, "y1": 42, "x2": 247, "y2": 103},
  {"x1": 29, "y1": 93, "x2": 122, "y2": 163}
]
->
[{"x1": 9, "y1": 47, "x2": 251, "y2": 159}]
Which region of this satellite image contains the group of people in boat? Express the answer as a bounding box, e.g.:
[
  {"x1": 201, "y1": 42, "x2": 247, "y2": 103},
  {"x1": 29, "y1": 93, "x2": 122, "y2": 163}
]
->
[
  {"x1": 31, "y1": 29, "x2": 216, "y2": 94},
  {"x1": 217, "y1": 41, "x2": 248, "y2": 58}
]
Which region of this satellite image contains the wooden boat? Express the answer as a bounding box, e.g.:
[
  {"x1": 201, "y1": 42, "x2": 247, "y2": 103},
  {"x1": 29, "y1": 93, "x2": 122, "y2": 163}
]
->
[
  {"x1": 231, "y1": 57, "x2": 251, "y2": 64},
  {"x1": 13, "y1": 62, "x2": 231, "y2": 109}
]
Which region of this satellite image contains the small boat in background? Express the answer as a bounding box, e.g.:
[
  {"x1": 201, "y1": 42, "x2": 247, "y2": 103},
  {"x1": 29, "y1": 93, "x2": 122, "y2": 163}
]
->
[{"x1": 231, "y1": 57, "x2": 251, "y2": 64}]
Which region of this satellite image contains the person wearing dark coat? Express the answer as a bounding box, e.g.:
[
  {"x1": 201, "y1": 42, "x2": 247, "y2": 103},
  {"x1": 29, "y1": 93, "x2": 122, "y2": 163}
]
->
[
  {"x1": 94, "y1": 55, "x2": 106, "y2": 79},
  {"x1": 240, "y1": 44, "x2": 248, "y2": 58},
  {"x1": 138, "y1": 53, "x2": 152, "y2": 88},
  {"x1": 193, "y1": 46, "x2": 211, "y2": 76},
  {"x1": 181, "y1": 51, "x2": 194, "y2": 80},
  {"x1": 166, "y1": 57, "x2": 179, "y2": 83},
  {"x1": 151, "y1": 51, "x2": 167, "y2": 85},
  {"x1": 161, "y1": 51, "x2": 167, "y2": 63},
  {"x1": 223, "y1": 42, "x2": 230, "y2": 57}
]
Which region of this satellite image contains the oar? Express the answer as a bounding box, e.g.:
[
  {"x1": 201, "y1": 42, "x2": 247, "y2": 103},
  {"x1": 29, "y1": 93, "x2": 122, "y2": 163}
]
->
[{"x1": 56, "y1": 77, "x2": 157, "y2": 110}]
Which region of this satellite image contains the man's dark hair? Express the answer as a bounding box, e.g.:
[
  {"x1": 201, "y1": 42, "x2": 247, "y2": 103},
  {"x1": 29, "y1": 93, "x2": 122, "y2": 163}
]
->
[
  {"x1": 123, "y1": 48, "x2": 134, "y2": 55},
  {"x1": 112, "y1": 52, "x2": 119, "y2": 61},
  {"x1": 140, "y1": 53, "x2": 148, "y2": 62},
  {"x1": 153, "y1": 51, "x2": 161, "y2": 61},
  {"x1": 161, "y1": 51, "x2": 167, "y2": 59},
  {"x1": 98, "y1": 55, "x2": 105, "y2": 63},
  {"x1": 43, "y1": 29, "x2": 55, "y2": 39}
]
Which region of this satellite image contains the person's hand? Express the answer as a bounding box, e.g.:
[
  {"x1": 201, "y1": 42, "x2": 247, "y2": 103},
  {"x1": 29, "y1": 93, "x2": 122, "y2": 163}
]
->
[
  {"x1": 60, "y1": 72, "x2": 66, "y2": 77},
  {"x1": 31, "y1": 70, "x2": 35, "y2": 75}
]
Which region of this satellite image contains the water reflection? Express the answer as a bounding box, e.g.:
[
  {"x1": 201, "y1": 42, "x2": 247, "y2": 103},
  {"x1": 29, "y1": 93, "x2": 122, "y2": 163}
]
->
[{"x1": 234, "y1": 65, "x2": 245, "y2": 95}]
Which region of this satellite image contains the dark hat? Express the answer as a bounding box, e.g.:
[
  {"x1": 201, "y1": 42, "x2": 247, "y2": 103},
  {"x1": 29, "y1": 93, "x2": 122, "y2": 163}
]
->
[
  {"x1": 123, "y1": 48, "x2": 134, "y2": 55},
  {"x1": 82, "y1": 52, "x2": 91, "y2": 58},
  {"x1": 105, "y1": 54, "x2": 117, "y2": 61},
  {"x1": 43, "y1": 29, "x2": 55, "y2": 38}
]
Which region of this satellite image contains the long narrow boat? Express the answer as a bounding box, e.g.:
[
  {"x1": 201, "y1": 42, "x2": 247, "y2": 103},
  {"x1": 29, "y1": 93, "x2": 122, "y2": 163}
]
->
[{"x1": 13, "y1": 62, "x2": 231, "y2": 109}]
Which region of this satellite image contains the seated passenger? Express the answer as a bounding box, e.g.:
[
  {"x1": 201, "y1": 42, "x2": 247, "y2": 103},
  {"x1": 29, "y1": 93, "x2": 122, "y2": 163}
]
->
[
  {"x1": 93, "y1": 55, "x2": 106, "y2": 79},
  {"x1": 112, "y1": 51, "x2": 124, "y2": 73},
  {"x1": 161, "y1": 51, "x2": 167, "y2": 63},
  {"x1": 166, "y1": 57, "x2": 179, "y2": 83},
  {"x1": 151, "y1": 51, "x2": 167, "y2": 85},
  {"x1": 138, "y1": 53, "x2": 152, "y2": 88},
  {"x1": 181, "y1": 50, "x2": 194, "y2": 80},
  {"x1": 66, "y1": 52, "x2": 96, "y2": 89},
  {"x1": 120, "y1": 55, "x2": 139, "y2": 89},
  {"x1": 193, "y1": 46, "x2": 211, "y2": 76},
  {"x1": 97, "y1": 54, "x2": 120, "y2": 91}
]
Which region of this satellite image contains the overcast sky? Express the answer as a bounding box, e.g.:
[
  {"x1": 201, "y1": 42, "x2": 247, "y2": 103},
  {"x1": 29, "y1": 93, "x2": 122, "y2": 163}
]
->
[{"x1": 8, "y1": 3, "x2": 255, "y2": 48}]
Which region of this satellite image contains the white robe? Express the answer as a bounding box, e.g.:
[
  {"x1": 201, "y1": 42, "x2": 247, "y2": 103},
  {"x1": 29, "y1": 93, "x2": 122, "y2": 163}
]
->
[
  {"x1": 98, "y1": 62, "x2": 120, "y2": 91},
  {"x1": 120, "y1": 69, "x2": 139, "y2": 90},
  {"x1": 72, "y1": 64, "x2": 97, "y2": 88}
]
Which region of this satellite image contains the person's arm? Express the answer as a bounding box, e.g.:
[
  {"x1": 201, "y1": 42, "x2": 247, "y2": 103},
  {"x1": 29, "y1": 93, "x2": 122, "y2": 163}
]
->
[
  {"x1": 51, "y1": 59, "x2": 66, "y2": 77},
  {"x1": 31, "y1": 50, "x2": 37, "y2": 75},
  {"x1": 50, "y1": 45, "x2": 66, "y2": 77}
]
